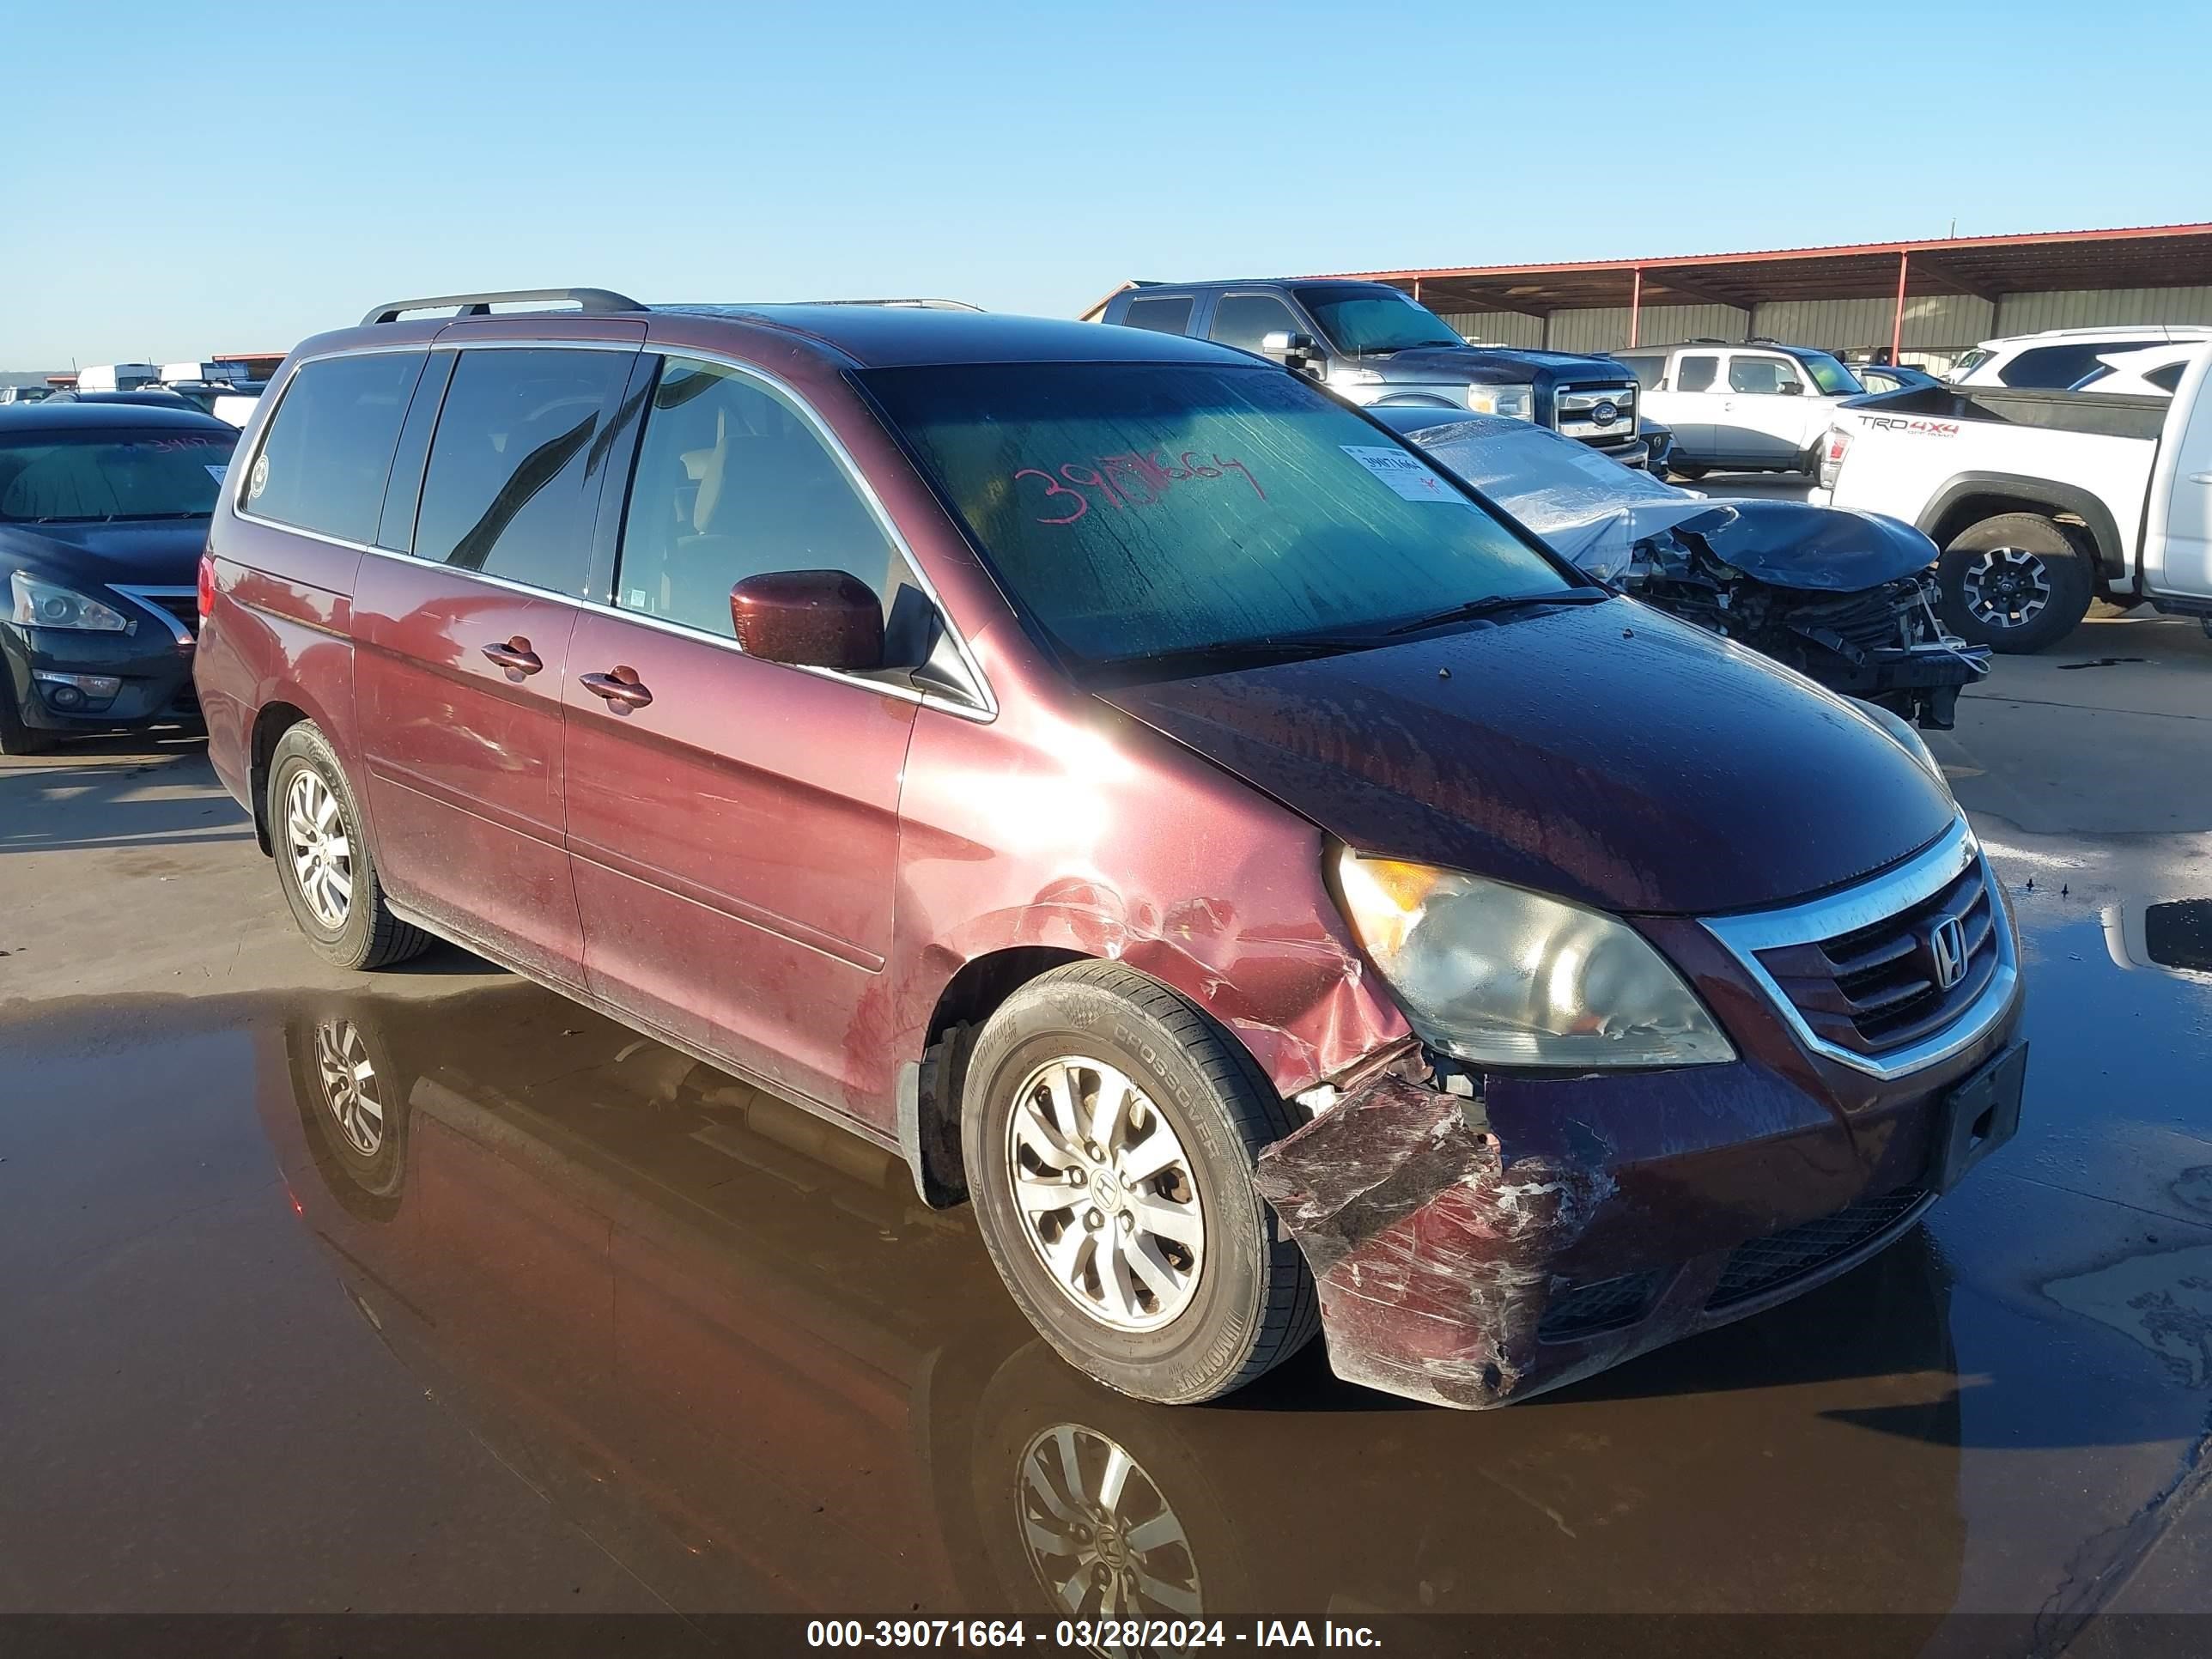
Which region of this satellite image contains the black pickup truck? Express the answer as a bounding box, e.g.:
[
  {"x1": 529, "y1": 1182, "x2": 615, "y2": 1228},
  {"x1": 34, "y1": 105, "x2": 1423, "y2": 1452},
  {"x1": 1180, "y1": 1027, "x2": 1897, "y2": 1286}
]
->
[{"x1": 1097, "y1": 276, "x2": 1650, "y2": 465}]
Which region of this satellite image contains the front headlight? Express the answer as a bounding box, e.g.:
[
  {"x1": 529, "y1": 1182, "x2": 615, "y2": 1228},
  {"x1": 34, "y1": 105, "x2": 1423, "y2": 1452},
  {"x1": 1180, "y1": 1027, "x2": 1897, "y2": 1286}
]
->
[
  {"x1": 1334, "y1": 850, "x2": 1735, "y2": 1068},
  {"x1": 10, "y1": 571, "x2": 129, "y2": 632},
  {"x1": 1466, "y1": 382, "x2": 1535, "y2": 420}
]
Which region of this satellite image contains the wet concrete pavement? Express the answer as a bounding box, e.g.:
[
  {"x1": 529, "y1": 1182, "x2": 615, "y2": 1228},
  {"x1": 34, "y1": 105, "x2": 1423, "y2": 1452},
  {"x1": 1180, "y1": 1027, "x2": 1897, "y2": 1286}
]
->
[{"x1": 3, "y1": 625, "x2": 2211, "y2": 1644}]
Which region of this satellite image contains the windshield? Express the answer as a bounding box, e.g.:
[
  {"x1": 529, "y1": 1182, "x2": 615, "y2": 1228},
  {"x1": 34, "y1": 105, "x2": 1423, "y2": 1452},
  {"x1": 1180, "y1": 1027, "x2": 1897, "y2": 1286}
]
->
[
  {"x1": 862, "y1": 362, "x2": 1573, "y2": 673},
  {"x1": 1796, "y1": 351, "x2": 1863, "y2": 396},
  {"x1": 1293, "y1": 286, "x2": 1466, "y2": 355},
  {"x1": 0, "y1": 429, "x2": 236, "y2": 523}
]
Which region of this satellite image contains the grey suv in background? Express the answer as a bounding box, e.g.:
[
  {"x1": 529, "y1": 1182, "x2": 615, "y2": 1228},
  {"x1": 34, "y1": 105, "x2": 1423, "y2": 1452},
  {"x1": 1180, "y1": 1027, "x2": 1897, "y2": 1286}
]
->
[{"x1": 1101, "y1": 278, "x2": 1647, "y2": 465}]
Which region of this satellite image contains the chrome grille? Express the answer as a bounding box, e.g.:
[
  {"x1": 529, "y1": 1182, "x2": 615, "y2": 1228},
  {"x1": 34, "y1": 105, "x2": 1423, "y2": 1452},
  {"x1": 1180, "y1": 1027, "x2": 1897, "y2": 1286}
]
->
[
  {"x1": 1754, "y1": 860, "x2": 1999, "y2": 1057},
  {"x1": 1703, "y1": 817, "x2": 2017, "y2": 1081},
  {"x1": 1555, "y1": 382, "x2": 1637, "y2": 441}
]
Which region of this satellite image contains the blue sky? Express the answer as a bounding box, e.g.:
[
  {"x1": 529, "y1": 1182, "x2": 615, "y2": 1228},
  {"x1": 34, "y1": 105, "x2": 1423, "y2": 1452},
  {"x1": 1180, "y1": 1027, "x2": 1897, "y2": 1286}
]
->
[{"x1": 6, "y1": 0, "x2": 2207, "y2": 366}]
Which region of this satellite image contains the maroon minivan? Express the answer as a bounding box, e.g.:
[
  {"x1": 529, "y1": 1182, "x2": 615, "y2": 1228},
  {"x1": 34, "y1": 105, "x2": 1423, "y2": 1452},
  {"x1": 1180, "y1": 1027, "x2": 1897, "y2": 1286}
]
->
[{"x1": 197, "y1": 289, "x2": 2026, "y2": 1409}]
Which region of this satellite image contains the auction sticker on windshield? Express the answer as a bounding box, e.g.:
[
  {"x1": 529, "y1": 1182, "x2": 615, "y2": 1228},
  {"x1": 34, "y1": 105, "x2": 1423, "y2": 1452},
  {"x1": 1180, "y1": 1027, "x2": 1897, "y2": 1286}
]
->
[{"x1": 1340, "y1": 445, "x2": 1464, "y2": 502}]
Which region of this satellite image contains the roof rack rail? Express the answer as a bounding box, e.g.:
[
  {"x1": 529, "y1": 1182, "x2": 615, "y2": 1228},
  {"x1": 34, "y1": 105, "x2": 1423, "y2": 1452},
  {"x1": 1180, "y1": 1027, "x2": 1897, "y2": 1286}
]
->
[
  {"x1": 359, "y1": 288, "x2": 647, "y2": 327},
  {"x1": 798, "y1": 297, "x2": 985, "y2": 312}
]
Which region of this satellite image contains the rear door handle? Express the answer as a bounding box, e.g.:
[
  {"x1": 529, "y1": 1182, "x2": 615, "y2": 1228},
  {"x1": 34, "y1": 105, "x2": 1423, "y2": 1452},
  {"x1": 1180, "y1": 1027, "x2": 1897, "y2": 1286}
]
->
[
  {"x1": 2189, "y1": 471, "x2": 2212, "y2": 485},
  {"x1": 580, "y1": 666, "x2": 653, "y2": 709},
  {"x1": 481, "y1": 636, "x2": 544, "y2": 676}
]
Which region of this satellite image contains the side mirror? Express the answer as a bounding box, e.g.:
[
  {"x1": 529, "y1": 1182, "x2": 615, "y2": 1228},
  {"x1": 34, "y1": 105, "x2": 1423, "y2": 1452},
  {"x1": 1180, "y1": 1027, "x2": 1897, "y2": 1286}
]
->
[
  {"x1": 1778, "y1": 380, "x2": 1804, "y2": 396},
  {"x1": 729, "y1": 569, "x2": 884, "y2": 672},
  {"x1": 1260, "y1": 329, "x2": 1321, "y2": 358}
]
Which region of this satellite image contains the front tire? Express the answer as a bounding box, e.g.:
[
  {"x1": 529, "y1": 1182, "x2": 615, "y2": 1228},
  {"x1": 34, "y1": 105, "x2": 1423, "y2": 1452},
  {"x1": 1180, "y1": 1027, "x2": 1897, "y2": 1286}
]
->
[
  {"x1": 1938, "y1": 512, "x2": 2094, "y2": 654},
  {"x1": 266, "y1": 723, "x2": 432, "y2": 970},
  {"x1": 961, "y1": 963, "x2": 1318, "y2": 1405},
  {"x1": 1668, "y1": 463, "x2": 1710, "y2": 483}
]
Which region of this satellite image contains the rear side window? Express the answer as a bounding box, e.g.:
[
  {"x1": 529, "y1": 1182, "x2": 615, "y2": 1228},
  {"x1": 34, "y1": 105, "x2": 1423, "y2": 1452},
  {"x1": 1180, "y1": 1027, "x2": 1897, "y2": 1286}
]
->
[
  {"x1": 246, "y1": 352, "x2": 425, "y2": 544},
  {"x1": 1999, "y1": 343, "x2": 2151, "y2": 388},
  {"x1": 1674, "y1": 355, "x2": 1718, "y2": 392},
  {"x1": 1121, "y1": 295, "x2": 1195, "y2": 335},
  {"x1": 614, "y1": 356, "x2": 903, "y2": 638},
  {"x1": 412, "y1": 348, "x2": 632, "y2": 595},
  {"x1": 1208, "y1": 294, "x2": 1300, "y2": 354},
  {"x1": 2147, "y1": 362, "x2": 2186, "y2": 394}
]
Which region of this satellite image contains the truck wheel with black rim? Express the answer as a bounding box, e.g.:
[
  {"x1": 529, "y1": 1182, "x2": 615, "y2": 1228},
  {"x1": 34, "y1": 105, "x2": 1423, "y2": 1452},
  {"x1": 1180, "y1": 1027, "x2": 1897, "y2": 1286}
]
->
[
  {"x1": 0, "y1": 674, "x2": 53, "y2": 756},
  {"x1": 961, "y1": 962, "x2": 1319, "y2": 1405},
  {"x1": 266, "y1": 723, "x2": 433, "y2": 971},
  {"x1": 1938, "y1": 513, "x2": 2094, "y2": 654}
]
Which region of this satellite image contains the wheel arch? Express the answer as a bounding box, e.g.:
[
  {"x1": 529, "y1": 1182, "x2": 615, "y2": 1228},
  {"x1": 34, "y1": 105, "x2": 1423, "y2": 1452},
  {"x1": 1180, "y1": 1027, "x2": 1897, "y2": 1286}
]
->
[
  {"x1": 900, "y1": 945, "x2": 1094, "y2": 1208},
  {"x1": 1918, "y1": 473, "x2": 2126, "y2": 580},
  {"x1": 247, "y1": 700, "x2": 316, "y2": 855}
]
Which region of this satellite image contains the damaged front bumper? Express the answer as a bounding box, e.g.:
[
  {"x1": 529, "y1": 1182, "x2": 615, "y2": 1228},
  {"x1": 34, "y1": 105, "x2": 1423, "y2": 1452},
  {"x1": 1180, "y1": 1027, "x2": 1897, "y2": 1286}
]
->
[{"x1": 1254, "y1": 973, "x2": 2025, "y2": 1410}]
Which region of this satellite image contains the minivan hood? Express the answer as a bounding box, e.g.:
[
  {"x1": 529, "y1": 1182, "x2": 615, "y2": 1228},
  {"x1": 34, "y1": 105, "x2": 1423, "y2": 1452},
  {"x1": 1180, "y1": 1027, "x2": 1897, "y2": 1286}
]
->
[
  {"x1": 1096, "y1": 600, "x2": 1955, "y2": 916},
  {"x1": 0, "y1": 520, "x2": 210, "y2": 589}
]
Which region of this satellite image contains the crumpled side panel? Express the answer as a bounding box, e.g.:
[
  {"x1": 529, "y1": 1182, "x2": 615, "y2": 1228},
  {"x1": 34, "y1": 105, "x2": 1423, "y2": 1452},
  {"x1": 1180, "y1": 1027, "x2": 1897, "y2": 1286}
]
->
[{"x1": 1254, "y1": 1076, "x2": 1613, "y2": 1409}]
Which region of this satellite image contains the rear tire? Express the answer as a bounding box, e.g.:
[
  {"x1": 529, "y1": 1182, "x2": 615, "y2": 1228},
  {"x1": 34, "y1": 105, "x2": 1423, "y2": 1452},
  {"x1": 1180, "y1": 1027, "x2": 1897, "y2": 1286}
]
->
[
  {"x1": 1938, "y1": 512, "x2": 2094, "y2": 654},
  {"x1": 961, "y1": 962, "x2": 1318, "y2": 1406},
  {"x1": 0, "y1": 674, "x2": 53, "y2": 756},
  {"x1": 266, "y1": 723, "x2": 433, "y2": 971}
]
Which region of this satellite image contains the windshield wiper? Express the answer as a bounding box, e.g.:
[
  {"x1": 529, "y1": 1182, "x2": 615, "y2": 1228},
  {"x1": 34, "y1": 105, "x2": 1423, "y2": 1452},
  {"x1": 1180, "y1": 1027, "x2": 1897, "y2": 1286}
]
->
[{"x1": 1382, "y1": 588, "x2": 1609, "y2": 636}]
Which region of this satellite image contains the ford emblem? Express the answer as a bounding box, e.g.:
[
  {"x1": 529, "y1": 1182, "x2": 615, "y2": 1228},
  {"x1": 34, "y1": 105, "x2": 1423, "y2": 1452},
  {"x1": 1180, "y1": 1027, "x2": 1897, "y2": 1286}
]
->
[{"x1": 1593, "y1": 400, "x2": 1619, "y2": 425}]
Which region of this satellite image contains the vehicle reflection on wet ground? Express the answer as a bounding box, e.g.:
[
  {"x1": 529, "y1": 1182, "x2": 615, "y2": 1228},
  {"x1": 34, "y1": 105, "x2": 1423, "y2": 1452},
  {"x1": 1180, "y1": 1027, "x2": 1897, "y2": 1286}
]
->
[{"x1": 2, "y1": 832, "x2": 2210, "y2": 1639}]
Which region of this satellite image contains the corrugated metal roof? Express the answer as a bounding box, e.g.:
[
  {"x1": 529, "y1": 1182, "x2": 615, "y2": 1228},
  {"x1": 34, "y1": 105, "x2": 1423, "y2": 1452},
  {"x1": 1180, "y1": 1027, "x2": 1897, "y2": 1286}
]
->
[{"x1": 1329, "y1": 223, "x2": 2212, "y2": 315}]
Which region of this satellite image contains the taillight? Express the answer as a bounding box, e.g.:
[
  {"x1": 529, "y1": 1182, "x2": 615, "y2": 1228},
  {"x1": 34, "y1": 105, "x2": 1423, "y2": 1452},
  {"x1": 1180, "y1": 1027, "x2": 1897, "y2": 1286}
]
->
[
  {"x1": 197, "y1": 550, "x2": 216, "y2": 618},
  {"x1": 1818, "y1": 426, "x2": 1850, "y2": 491}
]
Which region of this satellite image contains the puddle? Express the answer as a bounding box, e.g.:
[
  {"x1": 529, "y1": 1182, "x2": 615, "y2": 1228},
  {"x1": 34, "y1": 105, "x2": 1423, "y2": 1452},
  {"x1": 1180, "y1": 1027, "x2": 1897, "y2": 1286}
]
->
[{"x1": 2, "y1": 876, "x2": 2211, "y2": 1619}]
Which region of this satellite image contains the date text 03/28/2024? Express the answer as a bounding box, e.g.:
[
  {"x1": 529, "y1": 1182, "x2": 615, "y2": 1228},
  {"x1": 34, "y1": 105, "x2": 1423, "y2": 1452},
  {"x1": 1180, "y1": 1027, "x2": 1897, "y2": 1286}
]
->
[{"x1": 804, "y1": 1619, "x2": 1382, "y2": 1649}]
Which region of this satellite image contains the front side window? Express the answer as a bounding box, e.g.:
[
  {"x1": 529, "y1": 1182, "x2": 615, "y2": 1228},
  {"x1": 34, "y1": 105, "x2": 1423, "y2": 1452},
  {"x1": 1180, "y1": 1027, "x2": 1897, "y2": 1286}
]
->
[
  {"x1": 0, "y1": 428, "x2": 237, "y2": 524},
  {"x1": 1293, "y1": 286, "x2": 1463, "y2": 355},
  {"x1": 246, "y1": 352, "x2": 425, "y2": 544},
  {"x1": 1207, "y1": 294, "x2": 1301, "y2": 354},
  {"x1": 615, "y1": 356, "x2": 902, "y2": 638},
  {"x1": 1614, "y1": 353, "x2": 1667, "y2": 390},
  {"x1": 1674, "y1": 354, "x2": 1719, "y2": 392},
  {"x1": 1727, "y1": 356, "x2": 1803, "y2": 396},
  {"x1": 861, "y1": 361, "x2": 1571, "y2": 673},
  {"x1": 1121, "y1": 295, "x2": 1195, "y2": 336},
  {"x1": 1794, "y1": 350, "x2": 1863, "y2": 396},
  {"x1": 412, "y1": 348, "x2": 631, "y2": 594}
]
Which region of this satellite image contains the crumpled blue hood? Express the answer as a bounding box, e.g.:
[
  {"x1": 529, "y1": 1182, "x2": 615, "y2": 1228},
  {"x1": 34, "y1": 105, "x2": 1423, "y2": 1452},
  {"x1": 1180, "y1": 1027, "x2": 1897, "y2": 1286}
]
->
[{"x1": 1546, "y1": 499, "x2": 1938, "y2": 592}]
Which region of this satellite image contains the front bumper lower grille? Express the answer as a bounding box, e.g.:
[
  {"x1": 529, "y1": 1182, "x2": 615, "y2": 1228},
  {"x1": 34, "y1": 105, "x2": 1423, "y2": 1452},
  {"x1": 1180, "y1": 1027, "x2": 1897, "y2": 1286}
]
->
[{"x1": 1707, "y1": 1188, "x2": 1929, "y2": 1310}]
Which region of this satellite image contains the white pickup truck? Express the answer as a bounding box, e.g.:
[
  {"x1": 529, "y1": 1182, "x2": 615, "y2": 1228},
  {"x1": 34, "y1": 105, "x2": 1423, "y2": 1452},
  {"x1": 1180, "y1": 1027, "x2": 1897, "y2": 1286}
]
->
[{"x1": 1820, "y1": 344, "x2": 2212, "y2": 653}]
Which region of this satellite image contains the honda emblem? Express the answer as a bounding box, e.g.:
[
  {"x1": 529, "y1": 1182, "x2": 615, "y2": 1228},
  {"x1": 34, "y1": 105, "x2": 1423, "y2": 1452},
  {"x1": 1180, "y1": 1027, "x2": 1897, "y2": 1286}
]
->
[{"x1": 1927, "y1": 915, "x2": 1969, "y2": 991}]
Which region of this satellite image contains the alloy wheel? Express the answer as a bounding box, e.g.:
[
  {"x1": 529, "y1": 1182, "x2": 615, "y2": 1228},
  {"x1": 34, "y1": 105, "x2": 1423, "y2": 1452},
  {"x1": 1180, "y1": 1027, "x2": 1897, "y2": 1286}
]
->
[
  {"x1": 285, "y1": 769, "x2": 353, "y2": 929},
  {"x1": 313, "y1": 1018, "x2": 386, "y2": 1157},
  {"x1": 1005, "y1": 1056, "x2": 1206, "y2": 1332},
  {"x1": 1961, "y1": 547, "x2": 2052, "y2": 631},
  {"x1": 1016, "y1": 1424, "x2": 1200, "y2": 1622}
]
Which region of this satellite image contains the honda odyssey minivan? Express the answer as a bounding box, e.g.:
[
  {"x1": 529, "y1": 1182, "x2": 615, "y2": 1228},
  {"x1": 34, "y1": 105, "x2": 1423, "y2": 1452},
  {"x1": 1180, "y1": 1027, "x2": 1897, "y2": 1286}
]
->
[{"x1": 197, "y1": 289, "x2": 2026, "y2": 1409}]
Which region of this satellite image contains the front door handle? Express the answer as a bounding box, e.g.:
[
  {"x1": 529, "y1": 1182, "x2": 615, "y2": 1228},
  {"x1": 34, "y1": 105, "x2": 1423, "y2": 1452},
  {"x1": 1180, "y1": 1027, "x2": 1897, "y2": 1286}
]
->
[
  {"x1": 481, "y1": 636, "x2": 543, "y2": 676},
  {"x1": 2189, "y1": 471, "x2": 2212, "y2": 485},
  {"x1": 580, "y1": 666, "x2": 653, "y2": 709}
]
